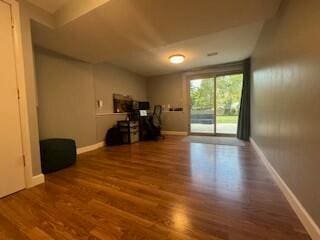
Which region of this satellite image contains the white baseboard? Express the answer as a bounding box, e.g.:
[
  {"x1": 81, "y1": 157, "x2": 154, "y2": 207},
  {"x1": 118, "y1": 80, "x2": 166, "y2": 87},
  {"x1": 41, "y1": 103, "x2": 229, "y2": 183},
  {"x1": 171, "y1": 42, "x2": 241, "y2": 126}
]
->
[
  {"x1": 250, "y1": 137, "x2": 320, "y2": 240},
  {"x1": 161, "y1": 131, "x2": 188, "y2": 136},
  {"x1": 77, "y1": 141, "x2": 105, "y2": 155},
  {"x1": 27, "y1": 142, "x2": 105, "y2": 188},
  {"x1": 29, "y1": 174, "x2": 45, "y2": 188}
]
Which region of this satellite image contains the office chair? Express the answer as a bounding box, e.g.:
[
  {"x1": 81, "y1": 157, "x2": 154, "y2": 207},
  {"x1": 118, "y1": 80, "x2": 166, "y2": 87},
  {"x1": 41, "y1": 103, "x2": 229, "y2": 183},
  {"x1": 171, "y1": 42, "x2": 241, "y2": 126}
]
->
[
  {"x1": 145, "y1": 105, "x2": 163, "y2": 140},
  {"x1": 152, "y1": 105, "x2": 162, "y2": 128}
]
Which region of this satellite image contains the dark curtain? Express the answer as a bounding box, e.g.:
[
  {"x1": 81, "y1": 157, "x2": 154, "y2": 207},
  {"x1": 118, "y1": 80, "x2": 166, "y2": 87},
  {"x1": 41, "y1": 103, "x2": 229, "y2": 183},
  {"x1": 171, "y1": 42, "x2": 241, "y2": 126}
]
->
[{"x1": 237, "y1": 58, "x2": 251, "y2": 140}]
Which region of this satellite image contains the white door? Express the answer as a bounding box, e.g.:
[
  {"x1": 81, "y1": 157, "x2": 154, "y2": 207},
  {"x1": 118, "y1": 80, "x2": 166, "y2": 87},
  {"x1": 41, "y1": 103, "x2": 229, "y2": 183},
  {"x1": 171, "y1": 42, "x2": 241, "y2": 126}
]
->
[{"x1": 0, "y1": 0, "x2": 26, "y2": 198}]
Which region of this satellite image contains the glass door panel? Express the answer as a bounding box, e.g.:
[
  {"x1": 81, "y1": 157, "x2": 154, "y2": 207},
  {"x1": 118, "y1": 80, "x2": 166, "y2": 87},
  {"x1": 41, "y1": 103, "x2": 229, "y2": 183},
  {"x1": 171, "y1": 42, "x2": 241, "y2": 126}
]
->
[
  {"x1": 189, "y1": 78, "x2": 215, "y2": 134},
  {"x1": 216, "y1": 74, "x2": 243, "y2": 135}
]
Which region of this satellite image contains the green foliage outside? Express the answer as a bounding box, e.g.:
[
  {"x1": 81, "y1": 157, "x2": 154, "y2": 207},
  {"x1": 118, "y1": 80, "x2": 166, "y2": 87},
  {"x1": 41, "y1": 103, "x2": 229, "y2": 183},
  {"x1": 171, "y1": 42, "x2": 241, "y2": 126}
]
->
[
  {"x1": 190, "y1": 78, "x2": 214, "y2": 110},
  {"x1": 190, "y1": 74, "x2": 243, "y2": 116},
  {"x1": 217, "y1": 115, "x2": 238, "y2": 124}
]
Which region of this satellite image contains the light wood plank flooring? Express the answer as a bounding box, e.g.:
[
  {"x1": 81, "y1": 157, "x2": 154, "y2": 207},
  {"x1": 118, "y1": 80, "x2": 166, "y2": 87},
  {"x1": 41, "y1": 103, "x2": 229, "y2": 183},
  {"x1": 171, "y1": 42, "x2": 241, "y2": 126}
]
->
[{"x1": 0, "y1": 136, "x2": 310, "y2": 239}]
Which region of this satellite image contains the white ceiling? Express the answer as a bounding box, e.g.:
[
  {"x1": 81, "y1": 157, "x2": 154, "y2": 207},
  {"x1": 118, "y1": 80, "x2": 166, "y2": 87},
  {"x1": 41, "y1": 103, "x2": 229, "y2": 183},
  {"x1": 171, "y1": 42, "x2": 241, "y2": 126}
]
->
[
  {"x1": 26, "y1": 0, "x2": 71, "y2": 14},
  {"x1": 30, "y1": 0, "x2": 282, "y2": 76},
  {"x1": 109, "y1": 22, "x2": 264, "y2": 76}
]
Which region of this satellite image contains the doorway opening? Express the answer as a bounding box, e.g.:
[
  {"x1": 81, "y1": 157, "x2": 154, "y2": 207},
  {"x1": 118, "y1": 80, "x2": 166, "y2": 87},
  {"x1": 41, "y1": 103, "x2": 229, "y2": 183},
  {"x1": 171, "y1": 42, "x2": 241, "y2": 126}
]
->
[{"x1": 189, "y1": 73, "x2": 243, "y2": 136}]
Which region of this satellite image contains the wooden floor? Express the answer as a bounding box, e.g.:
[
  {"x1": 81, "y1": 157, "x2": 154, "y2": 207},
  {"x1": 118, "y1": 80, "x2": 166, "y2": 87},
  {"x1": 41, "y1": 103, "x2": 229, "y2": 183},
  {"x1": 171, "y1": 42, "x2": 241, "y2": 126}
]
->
[{"x1": 0, "y1": 136, "x2": 310, "y2": 240}]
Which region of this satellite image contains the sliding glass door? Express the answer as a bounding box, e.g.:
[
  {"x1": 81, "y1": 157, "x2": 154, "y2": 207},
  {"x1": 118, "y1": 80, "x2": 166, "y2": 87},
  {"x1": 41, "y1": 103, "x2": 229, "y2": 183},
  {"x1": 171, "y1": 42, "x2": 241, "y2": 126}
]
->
[
  {"x1": 190, "y1": 78, "x2": 215, "y2": 134},
  {"x1": 216, "y1": 74, "x2": 243, "y2": 134},
  {"x1": 189, "y1": 73, "x2": 243, "y2": 136}
]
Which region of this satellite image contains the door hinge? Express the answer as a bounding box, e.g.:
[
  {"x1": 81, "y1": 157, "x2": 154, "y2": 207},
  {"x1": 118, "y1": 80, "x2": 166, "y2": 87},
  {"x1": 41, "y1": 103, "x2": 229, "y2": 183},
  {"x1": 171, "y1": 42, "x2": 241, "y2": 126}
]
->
[
  {"x1": 22, "y1": 155, "x2": 26, "y2": 166},
  {"x1": 10, "y1": 10, "x2": 15, "y2": 29}
]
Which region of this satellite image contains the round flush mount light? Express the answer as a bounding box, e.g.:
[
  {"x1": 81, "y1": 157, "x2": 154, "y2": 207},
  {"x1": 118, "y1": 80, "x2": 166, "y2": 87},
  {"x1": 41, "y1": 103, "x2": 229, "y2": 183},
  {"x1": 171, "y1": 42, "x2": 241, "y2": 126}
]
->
[{"x1": 169, "y1": 54, "x2": 185, "y2": 64}]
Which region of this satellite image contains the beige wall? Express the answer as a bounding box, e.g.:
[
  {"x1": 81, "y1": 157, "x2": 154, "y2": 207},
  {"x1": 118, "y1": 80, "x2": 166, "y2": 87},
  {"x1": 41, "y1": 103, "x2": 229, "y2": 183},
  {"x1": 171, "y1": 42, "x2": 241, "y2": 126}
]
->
[
  {"x1": 35, "y1": 49, "x2": 147, "y2": 146},
  {"x1": 147, "y1": 73, "x2": 188, "y2": 132},
  {"x1": 251, "y1": 0, "x2": 320, "y2": 226},
  {"x1": 35, "y1": 49, "x2": 97, "y2": 147},
  {"x1": 94, "y1": 63, "x2": 147, "y2": 114},
  {"x1": 93, "y1": 63, "x2": 147, "y2": 141}
]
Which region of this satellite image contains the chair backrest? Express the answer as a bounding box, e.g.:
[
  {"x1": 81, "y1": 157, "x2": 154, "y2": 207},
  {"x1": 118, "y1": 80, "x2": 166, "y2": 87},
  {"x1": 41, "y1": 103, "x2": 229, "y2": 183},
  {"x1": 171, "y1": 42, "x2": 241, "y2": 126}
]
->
[{"x1": 153, "y1": 105, "x2": 162, "y2": 127}]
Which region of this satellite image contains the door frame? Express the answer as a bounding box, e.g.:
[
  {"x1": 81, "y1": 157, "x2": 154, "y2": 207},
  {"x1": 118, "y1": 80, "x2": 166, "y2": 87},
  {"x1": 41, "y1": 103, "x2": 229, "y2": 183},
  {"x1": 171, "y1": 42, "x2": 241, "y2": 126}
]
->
[
  {"x1": 2, "y1": 0, "x2": 35, "y2": 188},
  {"x1": 187, "y1": 70, "x2": 243, "y2": 137}
]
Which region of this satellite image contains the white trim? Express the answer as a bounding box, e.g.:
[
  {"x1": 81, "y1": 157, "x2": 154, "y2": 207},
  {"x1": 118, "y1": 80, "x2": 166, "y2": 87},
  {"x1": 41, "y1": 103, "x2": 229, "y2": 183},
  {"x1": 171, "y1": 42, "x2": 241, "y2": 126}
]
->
[
  {"x1": 77, "y1": 142, "x2": 105, "y2": 154},
  {"x1": 96, "y1": 112, "x2": 128, "y2": 117},
  {"x1": 2, "y1": 0, "x2": 34, "y2": 188},
  {"x1": 29, "y1": 174, "x2": 44, "y2": 188},
  {"x1": 161, "y1": 131, "x2": 188, "y2": 136},
  {"x1": 250, "y1": 138, "x2": 320, "y2": 240}
]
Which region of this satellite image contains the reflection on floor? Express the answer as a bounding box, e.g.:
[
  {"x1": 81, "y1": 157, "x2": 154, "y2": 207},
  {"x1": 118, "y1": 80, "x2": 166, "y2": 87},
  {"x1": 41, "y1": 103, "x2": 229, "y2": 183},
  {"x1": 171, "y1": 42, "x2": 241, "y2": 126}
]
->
[
  {"x1": 191, "y1": 123, "x2": 237, "y2": 134},
  {"x1": 183, "y1": 135, "x2": 247, "y2": 146},
  {"x1": 0, "y1": 136, "x2": 310, "y2": 240}
]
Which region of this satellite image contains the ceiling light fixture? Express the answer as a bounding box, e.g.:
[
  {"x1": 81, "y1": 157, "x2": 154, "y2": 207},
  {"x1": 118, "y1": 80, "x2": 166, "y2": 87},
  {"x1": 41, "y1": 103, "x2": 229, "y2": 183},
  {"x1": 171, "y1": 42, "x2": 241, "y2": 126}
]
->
[{"x1": 169, "y1": 54, "x2": 185, "y2": 64}]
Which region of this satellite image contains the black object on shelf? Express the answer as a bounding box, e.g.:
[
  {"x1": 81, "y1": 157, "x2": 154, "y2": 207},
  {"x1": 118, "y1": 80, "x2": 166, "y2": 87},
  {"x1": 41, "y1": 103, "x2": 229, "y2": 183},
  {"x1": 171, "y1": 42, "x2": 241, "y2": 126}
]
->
[
  {"x1": 139, "y1": 101, "x2": 150, "y2": 110},
  {"x1": 40, "y1": 138, "x2": 76, "y2": 174}
]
